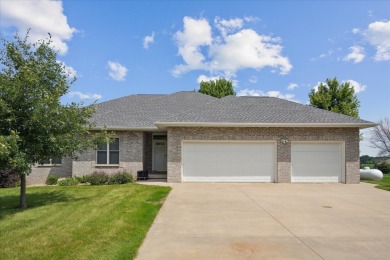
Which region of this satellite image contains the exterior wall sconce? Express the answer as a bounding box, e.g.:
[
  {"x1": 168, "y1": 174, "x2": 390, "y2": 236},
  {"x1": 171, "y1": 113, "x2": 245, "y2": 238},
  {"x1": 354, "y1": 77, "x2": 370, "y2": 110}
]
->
[{"x1": 281, "y1": 139, "x2": 289, "y2": 144}]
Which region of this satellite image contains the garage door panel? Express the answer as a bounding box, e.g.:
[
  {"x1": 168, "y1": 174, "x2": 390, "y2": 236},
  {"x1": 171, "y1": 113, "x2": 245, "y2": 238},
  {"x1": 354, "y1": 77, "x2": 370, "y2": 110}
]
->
[
  {"x1": 292, "y1": 152, "x2": 340, "y2": 162},
  {"x1": 292, "y1": 143, "x2": 341, "y2": 152},
  {"x1": 292, "y1": 163, "x2": 341, "y2": 173},
  {"x1": 291, "y1": 143, "x2": 343, "y2": 183},
  {"x1": 182, "y1": 142, "x2": 275, "y2": 182}
]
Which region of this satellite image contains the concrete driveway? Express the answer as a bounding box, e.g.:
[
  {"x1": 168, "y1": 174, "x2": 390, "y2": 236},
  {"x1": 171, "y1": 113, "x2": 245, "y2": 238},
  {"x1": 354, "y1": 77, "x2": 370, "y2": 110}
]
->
[{"x1": 136, "y1": 183, "x2": 390, "y2": 260}]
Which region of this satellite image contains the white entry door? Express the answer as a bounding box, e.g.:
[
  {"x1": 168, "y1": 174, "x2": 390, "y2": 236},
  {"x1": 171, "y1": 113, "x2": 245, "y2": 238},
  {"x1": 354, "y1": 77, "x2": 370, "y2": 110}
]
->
[
  {"x1": 182, "y1": 142, "x2": 275, "y2": 182},
  {"x1": 153, "y1": 140, "x2": 167, "y2": 171},
  {"x1": 291, "y1": 143, "x2": 343, "y2": 183}
]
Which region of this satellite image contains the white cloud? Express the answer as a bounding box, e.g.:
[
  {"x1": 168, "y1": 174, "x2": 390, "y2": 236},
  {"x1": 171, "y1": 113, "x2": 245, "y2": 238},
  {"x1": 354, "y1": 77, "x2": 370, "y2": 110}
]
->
[
  {"x1": 172, "y1": 17, "x2": 212, "y2": 76},
  {"x1": 143, "y1": 32, "x2": 155, "y2": 49},
  {"x1": 249, "y1": 76, "x2": 257, "y2": 83},
  {"x1": 68, "y1": 91, "x2": 102, "y2": 100},
  {"x1": 312, "y1": 82, "x2": 325, "y2": 92},
  {"x1": 172, "y1": 16, "x2": 292, "y2": 77},
  {"x1": 352, "y1": 28, "x2": 360, "y2": 34},
  {"x1": 364, "y1": 20, "x2": 390, "y2": 61},
  {"x1": 287, "y1": 83, "x2": 298, "y2": 90},
  {"x1": 311, "y1": 50, "x2": 333, "y2": 61},
  {"x1": 57, "y1": 61, "x2": 77, "y2": 79},
  {"x1": 0, "y1": 0, "x2": 77, "y2": 55},
  {"x1": 214, "y1": 17, "x2": 244, "y2": 37},
  {"x1": 343, "y1": 80, "x2": 367, "y2": 93},
  {"x1": 237, "y1": 89, "x2": 263, "y2": 96},
  {"x1": 108, "y1": 61, "x2": 128, "y2": 81},
  {"x1": 266, "y1": 90, "x2": 297, "y2": 101},
  {"x1": 343, "y1": 46, "x2": 365, "y2": 63},
  {"x1": 197, "y1": 74, "x2": 220, "y2": 84},
  {"x1": 237, "y1": 88, "x2": 297, "y2": 102},
  {"x1": 243, "y1": 16, "x2": 259, "y2": 23}
]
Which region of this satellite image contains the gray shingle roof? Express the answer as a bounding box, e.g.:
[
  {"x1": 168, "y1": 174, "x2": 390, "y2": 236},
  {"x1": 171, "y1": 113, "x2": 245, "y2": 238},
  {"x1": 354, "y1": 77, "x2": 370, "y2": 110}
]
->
[
  {"x1": 91, "y1": 92, "x2": 375, "y2": 129},
  {"x1": 91, "y1": 91, "x2": 217, "y2": 129}
]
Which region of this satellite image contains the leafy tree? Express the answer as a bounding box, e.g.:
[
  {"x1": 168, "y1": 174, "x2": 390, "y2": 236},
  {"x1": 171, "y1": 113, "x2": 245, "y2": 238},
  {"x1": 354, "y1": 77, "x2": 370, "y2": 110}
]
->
[
  {"x1": 0, "y1": 32, "x2": 110, "y2": 208},
  {"x1": 198, "y1": 78, "x2": 235, "y2": 98},
  {"x1": 360, "y1": 155, "x2": 375, "y2": 164},
  {"x1": 369, "y1": 118, "x2": 390, "y2": 157},
  {"x1": 309, "y1": 78, "x2": 360, "y2": 118}
]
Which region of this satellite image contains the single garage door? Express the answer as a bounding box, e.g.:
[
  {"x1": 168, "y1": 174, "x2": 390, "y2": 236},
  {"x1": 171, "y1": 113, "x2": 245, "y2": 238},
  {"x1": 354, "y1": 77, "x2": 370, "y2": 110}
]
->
[
  {"x1": 291, "y1": 143, "x2": 343, "y2": 183},
  {"x1": 182, "y1": 142, "x2": 275, "y2": 182}
]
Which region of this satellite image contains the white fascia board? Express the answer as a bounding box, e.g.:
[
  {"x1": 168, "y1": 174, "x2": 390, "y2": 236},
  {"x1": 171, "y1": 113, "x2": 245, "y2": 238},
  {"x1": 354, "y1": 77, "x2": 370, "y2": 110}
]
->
[{"x1": 155, "y1": 122, "x2": 377, "y2": 129}]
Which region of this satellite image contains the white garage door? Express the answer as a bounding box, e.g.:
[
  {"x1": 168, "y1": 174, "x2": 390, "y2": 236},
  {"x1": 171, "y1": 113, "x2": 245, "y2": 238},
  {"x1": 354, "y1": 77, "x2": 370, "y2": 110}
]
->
[
  {"x1": 291, "y1": 143, "x2": 343, "y2": 183},
  {"x1": 182, "y1": 142, "x2": 275, "y2": 182}
]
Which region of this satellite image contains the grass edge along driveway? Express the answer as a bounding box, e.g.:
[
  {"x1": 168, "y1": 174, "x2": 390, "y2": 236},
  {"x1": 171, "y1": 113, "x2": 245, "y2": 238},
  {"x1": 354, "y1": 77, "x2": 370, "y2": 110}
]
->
[
  {"x1": 361, "y1": 174, "x2": 390, "y2": 191},
  {"x1": 0, "y1": 184, "x2": 171, "y2": 259}
]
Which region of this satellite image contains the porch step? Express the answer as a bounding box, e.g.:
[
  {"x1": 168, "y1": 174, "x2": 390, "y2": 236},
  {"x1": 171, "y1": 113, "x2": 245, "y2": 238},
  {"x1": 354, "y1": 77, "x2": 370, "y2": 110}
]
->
[{"x1": 149, "y1": 172, "x2": 167, "y2": 179}]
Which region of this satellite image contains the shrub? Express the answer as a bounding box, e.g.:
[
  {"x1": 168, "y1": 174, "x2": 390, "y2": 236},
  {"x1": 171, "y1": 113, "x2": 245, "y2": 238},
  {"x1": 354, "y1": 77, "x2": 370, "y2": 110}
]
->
[
  {"x1": 108, "y1": 172, "x2": 135, "y2": 185},
  {"x1": 0, "y1": 168, "x2": 20, "y2": 188},
  {"x1": 46, "y1": 175, "x2": 58, "y2": 185},
  {"x1": 75, "y1": 175, "x2": 88, "y2": 183},
  {"x1": 87, "y1": 172, "x2": 109, "y2": 185},
  {"x1": 376, "y1": 162, "x2": 390, "y2": 174},
  {"x1": 58, "y1": 178, "x2": 79, "y2": 186}
]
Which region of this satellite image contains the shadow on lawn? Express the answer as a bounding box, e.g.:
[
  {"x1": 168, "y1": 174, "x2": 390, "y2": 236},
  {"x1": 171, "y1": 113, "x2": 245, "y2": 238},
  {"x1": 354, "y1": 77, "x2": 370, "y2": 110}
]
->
[{"x1": 0, "y1": 190, "x2": 85, "y2": 219}]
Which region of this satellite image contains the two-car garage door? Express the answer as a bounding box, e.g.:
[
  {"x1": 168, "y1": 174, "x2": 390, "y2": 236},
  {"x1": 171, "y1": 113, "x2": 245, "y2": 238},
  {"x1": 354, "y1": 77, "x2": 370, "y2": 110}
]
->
[{"x1": 182, "y1": 142, "x2": 275, "y2": 182}]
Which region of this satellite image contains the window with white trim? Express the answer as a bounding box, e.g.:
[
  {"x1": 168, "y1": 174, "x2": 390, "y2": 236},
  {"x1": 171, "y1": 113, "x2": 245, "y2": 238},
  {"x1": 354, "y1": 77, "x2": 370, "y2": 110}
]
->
[{"x1": 97, "y1": 138, "x2": 119, "y2": 164}]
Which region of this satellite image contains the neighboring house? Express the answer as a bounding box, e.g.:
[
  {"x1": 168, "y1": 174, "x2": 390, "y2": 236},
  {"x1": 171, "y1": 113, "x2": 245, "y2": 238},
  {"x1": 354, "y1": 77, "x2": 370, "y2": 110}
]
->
[{"x1": 28, "y1": 91, "x2": 376, "y2": 185}]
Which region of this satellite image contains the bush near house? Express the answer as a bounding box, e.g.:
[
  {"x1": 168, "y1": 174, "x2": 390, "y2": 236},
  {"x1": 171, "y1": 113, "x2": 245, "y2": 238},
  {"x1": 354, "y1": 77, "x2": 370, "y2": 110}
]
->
[
  {"x1": 0, "y1": 168, "x2": 20, "y2": 188},
  {"x1": 87, "y1": 172, "x2": 109, "y2": 185},
  {"x1": 108, "y1": 172, "x2": 135, "y2": 185},
  {"x1": 46, "y1": 175, "x2": 58, "y2": 185},
  {"x1": 74, "y1": 175, "x2": 88, "y2": 183},
  {"x1": 58, "y1": 178, "x2": 79, "y2": 186}
]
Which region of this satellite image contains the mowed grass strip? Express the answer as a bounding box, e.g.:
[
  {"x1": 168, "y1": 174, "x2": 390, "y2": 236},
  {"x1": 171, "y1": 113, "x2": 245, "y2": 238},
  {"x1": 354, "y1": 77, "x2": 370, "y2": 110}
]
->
[
  {"x1": 362, "y1": 174, "x2": 390, "y2": 191},
  {"x1": 0, "y1": 184, "x2": 171, "y2": 259}
]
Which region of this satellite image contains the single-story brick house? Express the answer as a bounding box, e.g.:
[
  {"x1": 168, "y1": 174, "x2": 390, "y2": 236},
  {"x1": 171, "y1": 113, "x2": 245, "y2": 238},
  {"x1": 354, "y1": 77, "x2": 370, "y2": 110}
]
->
[{"x1": 27, "y1": 91, "x2": 376, "y2": 185}]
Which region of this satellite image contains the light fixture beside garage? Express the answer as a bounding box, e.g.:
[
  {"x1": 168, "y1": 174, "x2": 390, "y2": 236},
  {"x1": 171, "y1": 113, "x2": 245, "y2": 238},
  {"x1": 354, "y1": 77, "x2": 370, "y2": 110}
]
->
[{"x1": 280, "y1": 138, "x2": 289, "y2": 144}]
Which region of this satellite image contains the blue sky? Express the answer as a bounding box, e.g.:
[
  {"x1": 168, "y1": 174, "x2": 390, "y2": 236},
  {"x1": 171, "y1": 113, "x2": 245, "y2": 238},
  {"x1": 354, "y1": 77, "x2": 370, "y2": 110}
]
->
[{"x1": 1, "y1": 0, "x2": 389, "y2": 156}]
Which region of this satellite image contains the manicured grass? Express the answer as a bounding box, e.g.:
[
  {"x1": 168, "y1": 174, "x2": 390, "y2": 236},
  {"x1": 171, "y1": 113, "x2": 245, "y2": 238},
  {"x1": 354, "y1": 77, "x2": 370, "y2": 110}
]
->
[
  {"x1": 0, "y1": 184, "x2": 171, "y2": 259},
  {"x1": 362, "y1": 174, "x2": 390, "y2": 191}
]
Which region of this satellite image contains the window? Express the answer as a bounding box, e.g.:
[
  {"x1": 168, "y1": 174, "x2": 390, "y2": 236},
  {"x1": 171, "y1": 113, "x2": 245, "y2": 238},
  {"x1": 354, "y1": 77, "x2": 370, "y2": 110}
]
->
[
  {"x1": 97, "y1": 138, "x2": 119, "y2": 164},
  {"x1": 39, "y1": 157, "x2": 62, "y2": 165}
]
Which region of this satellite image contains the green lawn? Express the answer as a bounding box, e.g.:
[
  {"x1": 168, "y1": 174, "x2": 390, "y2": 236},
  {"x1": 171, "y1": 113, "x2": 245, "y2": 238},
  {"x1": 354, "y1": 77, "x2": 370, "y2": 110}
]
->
[
  {"x1": 361, "y1": 174, "x2": 390, "y2": 191},
  {"x1": 0, "y1": 184, "x2": 171, "y2": 259}
]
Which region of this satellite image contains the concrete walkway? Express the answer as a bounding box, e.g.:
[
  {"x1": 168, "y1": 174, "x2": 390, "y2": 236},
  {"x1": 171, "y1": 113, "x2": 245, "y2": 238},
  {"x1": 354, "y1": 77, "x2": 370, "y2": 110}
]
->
[{"x1": 136, "y1": 183, "x2": 390, "y2": 259}]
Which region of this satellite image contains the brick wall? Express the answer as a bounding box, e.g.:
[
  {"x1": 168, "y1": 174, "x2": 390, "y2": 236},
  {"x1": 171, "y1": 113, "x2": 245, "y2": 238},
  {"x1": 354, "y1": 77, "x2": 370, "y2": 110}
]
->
[
  {"x1": 72, "y1": 131, "x2": 144, "y2": 178},
  {"x1": 27, "y1": 157, "x2": 72, "y2": 185},
  {"x1": 167, "y1": 127, "x2": 360, "y2": 184}
]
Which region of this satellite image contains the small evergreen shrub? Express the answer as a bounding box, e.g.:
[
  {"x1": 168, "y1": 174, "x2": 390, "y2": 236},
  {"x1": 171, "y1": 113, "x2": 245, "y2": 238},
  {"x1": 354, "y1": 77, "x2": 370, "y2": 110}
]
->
[
  {"x1": 108, "y1": 172, "x2": 134, "y2": 185},
  {"x1": 58, "y1": 178, "x2": 79, "y2": 186},
  {"x1": 46, "y1": 175, "x2": 58, "y2": 185},
  {"x1": 75, "y1": 175, "x2": 88, "y2": 183},
  {"x1": 0, "y1": 168, "x2": 20, "y2": 188},
  {"x1": 87, "y1": 172, "x2": 109, "y2": 185}
]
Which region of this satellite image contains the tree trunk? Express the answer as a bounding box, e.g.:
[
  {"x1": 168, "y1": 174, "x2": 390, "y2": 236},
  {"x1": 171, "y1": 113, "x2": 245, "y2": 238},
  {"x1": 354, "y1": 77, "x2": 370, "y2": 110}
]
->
[{"x1": 19, "y1": 174, "x2": 27, "y2": 209}]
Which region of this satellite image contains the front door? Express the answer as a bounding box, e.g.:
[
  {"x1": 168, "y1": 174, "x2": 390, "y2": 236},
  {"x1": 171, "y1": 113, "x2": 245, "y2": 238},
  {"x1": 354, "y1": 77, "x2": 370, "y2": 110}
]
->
[{"x1": 153, "y1": 139, "x2": 167, "y2": 171}]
